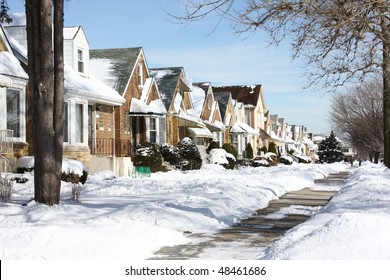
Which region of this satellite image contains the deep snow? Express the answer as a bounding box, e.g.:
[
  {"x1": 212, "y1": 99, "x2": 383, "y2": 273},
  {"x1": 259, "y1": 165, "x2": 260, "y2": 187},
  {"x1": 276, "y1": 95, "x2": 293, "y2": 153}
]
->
[{"x1": 1, "y1": 161, "x2": 389, "y2": 260}]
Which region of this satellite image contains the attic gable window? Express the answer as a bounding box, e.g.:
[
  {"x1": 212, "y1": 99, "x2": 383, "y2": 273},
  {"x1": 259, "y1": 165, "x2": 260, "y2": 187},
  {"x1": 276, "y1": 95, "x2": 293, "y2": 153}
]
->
[
  {"x1": 77, "y1": 49, "x2": 84, "y2": 73},
  {"x1": 138, "y1": 63, "x2": 143, "y2": 87}
]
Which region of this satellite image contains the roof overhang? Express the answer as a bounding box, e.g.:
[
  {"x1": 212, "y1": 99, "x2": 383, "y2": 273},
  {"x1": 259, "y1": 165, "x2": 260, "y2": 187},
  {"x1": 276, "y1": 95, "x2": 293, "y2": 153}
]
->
[{"x1": 187, "y1": 127, "x2": 213, "y2": 138}]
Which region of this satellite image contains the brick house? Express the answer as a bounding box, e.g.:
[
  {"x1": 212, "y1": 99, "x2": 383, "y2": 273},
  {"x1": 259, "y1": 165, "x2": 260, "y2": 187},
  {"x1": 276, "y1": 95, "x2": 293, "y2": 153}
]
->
[
  {"x1": 90, "y1": 47, "x2": 167, "y2": 174},
  {"x1": 150, "y1": 67, "x2": 207, "y2": 146},
  {"x1": 192, "y1": 82, "x2": 224, "y2": 147}
]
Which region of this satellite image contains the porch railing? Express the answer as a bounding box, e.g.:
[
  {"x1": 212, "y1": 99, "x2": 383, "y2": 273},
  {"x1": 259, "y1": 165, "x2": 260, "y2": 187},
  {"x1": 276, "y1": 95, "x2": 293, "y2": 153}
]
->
[
  {"x1": 89, "y1": 138, "x2": 132, "y2": 157},
  {"x1": 89, "y1": 138, "x2": 114, "y2": 156}
]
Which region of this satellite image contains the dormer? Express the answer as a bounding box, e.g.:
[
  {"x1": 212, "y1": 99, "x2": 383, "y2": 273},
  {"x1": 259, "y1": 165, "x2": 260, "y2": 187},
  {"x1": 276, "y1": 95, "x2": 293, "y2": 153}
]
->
[{"x1": 64, "y1": 26, "x2": 89, "y2": 77}]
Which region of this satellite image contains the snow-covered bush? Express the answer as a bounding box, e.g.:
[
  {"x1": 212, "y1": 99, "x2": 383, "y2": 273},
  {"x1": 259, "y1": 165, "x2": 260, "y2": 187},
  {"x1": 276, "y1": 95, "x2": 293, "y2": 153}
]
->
[
  {"x1": 134, "y1": 142, "x2": 163, "y2": 172},
  {"x1": 61, "y1": 160, "x2": 89, "y2": 202},
  {"x1": 17, "y1": 156, "x2": 89, "y2": 184},
  {"x1": 208, "y1": 148, "x2": 236, "y2": 169},
  {"x1": 160, "y1": 143, "x2": 180, "y2": 166},
  {"x1": 253, "y1": 152, "x2": 278, "y2": 167},
  {"x1": 279, "y1": 155, "x2": 294, "y2": 165},
  {"x1": 17, "y1": 156, "x2": 34, "y2": 174},
  {"x1": 222, "y1": 143, "x2": 238, "y2": 169},
  {"x1": 61, "y1": 159, "x2": 89, "y2": 184},
  {"x1": 253, "y1": 159, "x2": 269, "y2": 167},
  {"x1": 177, "y1": 137, "x2": 202, "y2": 171},
  {"x1": 206, "y1": 141, "x2": 220, "y2": 154}
]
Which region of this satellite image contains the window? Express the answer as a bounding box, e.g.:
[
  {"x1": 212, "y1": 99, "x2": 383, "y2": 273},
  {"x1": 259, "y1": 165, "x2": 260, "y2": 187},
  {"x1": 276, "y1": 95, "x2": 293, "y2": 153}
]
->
[
  {"x1": 6, "y1": 89, "x2": 20, "y2": 138},
  {"x1": 75, "y1": 103, "x2": 84, "y2": 143},
  {"x1": 137, "y1": 63, "x2": 143, "y2": 87},
  {"x1": 149, "y1": 118, "x2": 156, "y2": 143},
  {"x1": 123, "y1": 111, "x2": 130, "y2": 134},
  {"x1": 63, "y1": 102, "x2": 69, "y2": 142},
  {"x1": 77, "y1": 49, "x2": 84, "y2": 73}
]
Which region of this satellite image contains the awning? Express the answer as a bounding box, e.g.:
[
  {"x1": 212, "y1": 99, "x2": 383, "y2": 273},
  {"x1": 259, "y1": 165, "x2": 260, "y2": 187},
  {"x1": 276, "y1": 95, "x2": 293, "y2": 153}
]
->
[
  {"x1": 259, "y1": 129, "x2": 272, "y2": 140},
  {"x1": 230, "y1": 122, "x2": 259, "y2": 136},
  {"x1": 284, "y1": 136, "x2": 295, "y2": 144},
  {"x1": 204, "y1": 120, "x2": 224, "y2": 132},
  {"x1": 270, "y1": 131, "x2": 283, "y2": 146},
  {"x1": 187, "y1": 127, "x2": 213, "y2": 138},
  {"x1": 0, "y1": 74, "x2": 13, "y2": 88},
  {"x1": 178, "y1": 111, "x2": 205, "y2": 128}
]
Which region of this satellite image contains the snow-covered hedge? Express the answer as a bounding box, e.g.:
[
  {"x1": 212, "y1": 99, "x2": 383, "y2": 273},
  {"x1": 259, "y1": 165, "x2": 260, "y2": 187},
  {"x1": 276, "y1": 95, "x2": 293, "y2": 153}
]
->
[
  {"x1": 208, "y1": 148, "x2": 235, "y2": 166},
  {"x1": 17, "y1": 156, "x2": 89, "y2": 184}
]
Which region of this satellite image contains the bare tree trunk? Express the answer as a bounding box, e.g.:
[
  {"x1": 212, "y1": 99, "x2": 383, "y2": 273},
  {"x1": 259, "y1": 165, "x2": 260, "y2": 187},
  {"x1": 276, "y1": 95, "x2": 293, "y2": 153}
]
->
[
  {"x1": 382, "y1": 13, "x2": 390, "y2": 167},
  {"x1": 383, "y1": 47, "x2": 390, "y2": 166},
  {"x1": 26, "y1": 0, "x2": 64, "y2": 205},
  {"x1": 53, "y1": 0, "x2": 65, "y2": 203}
]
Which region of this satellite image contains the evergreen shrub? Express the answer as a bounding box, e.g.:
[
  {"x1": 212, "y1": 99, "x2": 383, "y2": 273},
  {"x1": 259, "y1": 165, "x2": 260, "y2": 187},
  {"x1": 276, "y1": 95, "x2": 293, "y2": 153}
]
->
[
  {"x1": 222, "y1": 143, "x2": 238, "y2": 169},
  {"x1": 134, "y1": 142, "x2": 163, "y2": 172},
  {"x1": 245, "y1": 143, "x2": 254, "y2": 159},
  {"x1": 160, "y1": 143, "x2": 180, "y2": 166},
  {"x1": 206, "y1": 141, "x2": 220, "y2": 154},
  {"x1": 177, "y1": 138, "x2": 202, "y2": 171}
]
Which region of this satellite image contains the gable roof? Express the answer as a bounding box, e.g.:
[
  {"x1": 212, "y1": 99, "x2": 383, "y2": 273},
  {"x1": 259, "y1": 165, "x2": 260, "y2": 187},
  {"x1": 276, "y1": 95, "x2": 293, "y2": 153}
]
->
[
  {"x1": 213, "y1": 91, "x2": 231, "y2": 120},
  {"x1": 149, "y1": 67, "x2": 185, "y2": 111},
  {"x1": 89, "y1": 47, "x2": 143, "y2": 95},
  {"x1": 64, "y1": 26, "x2": 83, "y2": 40},
  {"x1": 213, "y1": 85, "x2": 263, "y2": 108},
  {"x1": 0, "y1": 25, "x2": 28, "y2": 84}
]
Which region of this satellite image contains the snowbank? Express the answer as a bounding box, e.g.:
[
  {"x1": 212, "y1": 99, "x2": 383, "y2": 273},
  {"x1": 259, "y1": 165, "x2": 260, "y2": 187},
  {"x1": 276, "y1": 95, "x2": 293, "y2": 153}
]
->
[{"x1": 260, "y1": 162, "x2": 390, "y2": 260}]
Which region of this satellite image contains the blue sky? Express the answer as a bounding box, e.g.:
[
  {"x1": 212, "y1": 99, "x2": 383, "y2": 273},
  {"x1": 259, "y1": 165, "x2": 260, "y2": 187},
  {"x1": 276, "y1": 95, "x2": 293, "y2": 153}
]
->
[{"x1": 9, "y1": 0, "x2": 332, "y2": 134}]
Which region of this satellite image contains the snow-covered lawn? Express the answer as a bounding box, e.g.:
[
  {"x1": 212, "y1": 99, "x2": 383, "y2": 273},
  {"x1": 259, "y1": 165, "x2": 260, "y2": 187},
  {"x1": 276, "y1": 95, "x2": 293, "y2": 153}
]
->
[{"x1": 1, "y1": 161, "x2": 389, "y2": 260}]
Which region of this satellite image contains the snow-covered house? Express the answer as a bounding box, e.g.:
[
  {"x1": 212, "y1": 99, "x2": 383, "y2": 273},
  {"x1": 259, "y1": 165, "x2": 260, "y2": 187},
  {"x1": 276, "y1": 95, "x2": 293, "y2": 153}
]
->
[
  {"x1": 149, "y1": 67, "x2": 206, "y2": 146},
  {"x1": 269, "y1": 114, "x2": 284, "y2": 153},
  {"x1": 90, "y1": 48, "x2": 167, "y2": 165},
  {"x1": 4, "y1": 15, "x2": 126, "y2": 174},
  {"x1": 213, "y1": 90, "x2": 250, "y2": 159},
  {"x1": 0, "y1": 25, "x2": 28, "y2": 171},
  {"x1": 213, "y1": 91, "x2": 235, "y2": 146},
  {"x1": 192, "y1": 82, "x2": 224, "y2": 146},
  {"x1": 213, "y1": 85, "x2": 266, "y2": 156}
]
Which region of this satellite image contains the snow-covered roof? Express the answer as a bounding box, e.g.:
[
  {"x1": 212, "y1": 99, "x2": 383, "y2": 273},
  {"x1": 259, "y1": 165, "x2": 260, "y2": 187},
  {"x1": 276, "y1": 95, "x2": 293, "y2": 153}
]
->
[
  {"x1": 64, "y1": 26, "x2": 81, "y2": 40},
  {"x1": 191, "y1": 85, "x2": 206, "y2": 117},
  {"x1": 129, "y1": 76, "x2": 167, "y2": 116},
  {"x1": 0, "y1": 51, "x2": 28, "y2": 80},
  {"x1": 150, "y1": 67, "x2": 190, "y2": 111},
  {"x1": 90, "y1": 47, "x2": 143, "y2": 95},
  {"x1": 187, "y1": 127, "x2": 213, "y2": 138},
  {"x1": 64, "y1": 65, "x2": 125, "y2": 106},
  {"x1": 230, "y1": 122, "x2": 259, "y2": 135}
]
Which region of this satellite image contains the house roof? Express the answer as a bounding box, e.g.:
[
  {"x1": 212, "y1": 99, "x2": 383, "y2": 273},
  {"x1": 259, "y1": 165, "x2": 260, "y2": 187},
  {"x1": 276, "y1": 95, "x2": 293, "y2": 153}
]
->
[
  {"x1": 64, "y1": 26, "x2": 82, "y2": 40},
  {"x1": 149, "y1": 67, "x2": 185, "y2": 111},
  {"x1": 213, "y1": 85, "x2": 263, "y2": 108},
  {"x1": 193, "y1": 82, "x2": 210, "y2": 93},
  {"x1": 89, "y1": 47, "x2": 143, "y2": 95},
  {"x1": 213, "y1": 91, "x2": 231, "y2": 120},
  {"x1": 64, "y1": 64, "x2": 125, "y2": 106}
]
